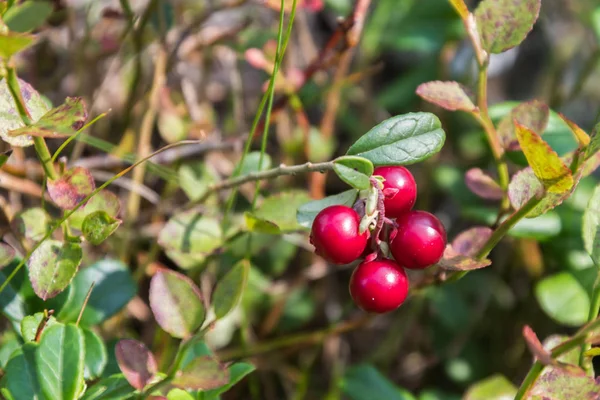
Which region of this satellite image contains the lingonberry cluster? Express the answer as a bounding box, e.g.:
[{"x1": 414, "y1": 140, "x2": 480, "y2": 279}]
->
[{"x1": 310, "y1": 166, "x2": 447, "y2": 314}]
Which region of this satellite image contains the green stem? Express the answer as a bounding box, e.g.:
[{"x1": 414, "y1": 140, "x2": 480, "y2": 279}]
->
[
  {"x1": 139, "y1": 375, "x2": 173, "y2": 398},
  {"x1": 579, "y1": 274, "x2": 600, "y2": 371},
  {"x1": 0, "y1": 140, "x2": 203, "y2": 297},
  {"x1": 514, "y1": 316, "x2": 600, "y2": 400},
  {"x1": 5, "y1": 66, "x2": 58, "y2": 180}
]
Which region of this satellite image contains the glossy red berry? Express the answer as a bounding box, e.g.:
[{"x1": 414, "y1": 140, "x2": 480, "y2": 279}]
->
[
  {"x1": 389, "y1": 210, "x2": 446, "y2": 269},
  {"x1": 349, "y1": 259, "x2": 409, "y2": 313},
  {"x1": 310, "y1": 205, "x2": 368, "y2": 265},
  {"x1": 374, "y1": 166, "x2": 417, "y2": 218}
]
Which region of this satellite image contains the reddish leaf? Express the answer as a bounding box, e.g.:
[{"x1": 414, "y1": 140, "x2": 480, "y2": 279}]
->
[
  {"x1": 172, "y1": 355, "x2": 230, "y2": 390},
  {"x1": 523, "y1": 326, "x2": 555, "y2": 366},
  {"x1": 464, "y1": 168, "x2": 503, "y2": 200},
  {"x1": 8, "y1": 97, "x2": 88, "y2": 138},
  {"x1": 416, "y1": 81, "x2": 477, "y2": 112},
  {"x1": 47, "y1": 167, "x2": 95, "y2": 210},
  {"x1": 558, "y1": 113, "x2": 590, "y2": 147},
  {"x1": 115, "y1": 339, "x2": 158, "y2": 390},
  {"x1": 452, "y1": 227, "x2": 493, "y2": 257},
  {"x1": 0, "y1": 242, "x2": 15, "y2": 268},
  {"x1": 437, "y1": 245, "x2": 492, "y2": 271}
]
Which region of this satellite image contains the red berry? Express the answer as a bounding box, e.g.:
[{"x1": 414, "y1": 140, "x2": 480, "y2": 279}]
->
[
  {"x1": 374, "y1": 166, "x2": 417, "y2": 218},
  {"x1": 389, "y1": 210, "x2": 446, "y2": 269},
  {"x1": 310, "y1": 205, "x2": 368, "y2": 265},
  {"x1": 349, "y1": 259, "x2": 409, "y2": 313}
]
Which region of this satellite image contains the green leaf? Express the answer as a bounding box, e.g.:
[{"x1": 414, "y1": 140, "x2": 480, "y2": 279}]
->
[
  {"x1": 201, "y1": 362, "x2": 256, "y2": 400},
  {"x1": 28, "y1": 240, "x2": 83, "y2": 300},
  {"x1": 585, "y1": 123, "x2": 600, "y2": 160},
  {"x1": 80, "y1": 374, "x2": 136, "y2": 400},
  {"x1": 83, "y1": 328, "x2": 107, "y2": 380},
  {"x1": 56, "y1": 259, "x2": 136, "y2": 326},
  {"x1": 149, "y1": 269, "x2": 205, "y2": 339},
  {"x1": 509, "y1": 211, "x2": 561, "y2": 240},
  {"x1": 583, "y1": 184, "x2": 600, "y2": 266},
  {"x1": 529, "y1": 367, "x2": 600, "y2": 399},
  {"x1": 515, "y1": 122, "x2": 574, "y2": 194},
  {"x1": 296, "y1": 189, "x2": 358, "y2": 229},
  {"x1": 167, "y1": 389, "x2": 195, "y2": 400},
  {"x1": 497, "y1": 100, "x2": 549, "y2": 150},
  {"x1": 47, "y1": 167, "x2": 96, "y2": 210},
  {"x1": 0, "y1": 331, "x2": 21, "y2": 369},
  {"x1": 1, "y1": 342, "x2": 44, "y2": 400},
  {"x1": 346, "y1": 113, "x2": 445, "y2": 166},
  {"x1": 341, "y1": 364, "x2": 416, "y2": 400},
  {"x1": 213, "y1": 260, "x2": 249, "y2": 320},
  {"x1": 158, "y1": 111, "x2": 188, "y2": 144},
  {"x1": 11, "y1": 207, "x2": 51, "y2": 242},
  {"x1": 8, "y1": 97, "x2": 88, "y2": 138},
  {"x1": 3, "y1": 0, "x2": 54, "y2": 32},
  {"x1": 172, "y1": 356, "x2": 230, "y2": 390},
  {"x1": 535, "y1": 272, "x2": 590, "y2": 327},
  {"x1": 21, "y1": 312, "x2": 57, "y2": 342},
  {"x1": 0, "y1": 259, "x2": 36, "y2": 322},
  {"x1": 115, "y1": 339, "x2": 157, "y2": 390},
  {"x1": 82, "y1": 210, "x2": 121, "y2": 245},
  {"x1": 239, "y1": 152, "x2": 272, "y2": 176},
  {"x1": 0, "y1": 77, "x2": 50, "y2": 147},
  {"x1": 416, "y1": 81, "x2": 477, "y2": 112},
  {"x1": 0, "y1": 242, "x2": 15, "y2": 268},
  {"x1": 0, "y1": 32, "x2": 36, "y2": 59},
  {"x1": 333, "y1": 156, "x2": 374, "y2": 190},
  {"x1": 36, "y1": 323, "x2": 85, "y2": 400},
  {"x1": 464, "y1": 374, "x2": 517, "y2": 400},
  {"x1": 244, "y1": 213, "x2": 281, "y2": 234},
  {"x1": 0, "y1": 149, "x2": 11, "y2": 168},
  {"x1": 474, "y1": 0, "x2": 541, "y2": 54},
  {"x1": 68, "y1": 190, "x2": 121, "y2": 231},
  {"x1": 178, "y1": 163, "x2": 215, "y2": 202},
  {"x1": 253, "y1": 190, "x2": 312, "y2": 231}
]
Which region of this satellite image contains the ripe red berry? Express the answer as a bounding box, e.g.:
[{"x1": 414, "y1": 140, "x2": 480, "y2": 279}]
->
[
  {"x1": 349, "y1": 259, "x2": 409, "y2": 313},
  {"x1": 374, "y1": 166, "x2": 417, "y2": 218},
  {"x1": 389, "y1": 210, "x2": 446, "y2": 269},
  {"x1": 310, "y1": 205, "x2": 368, "y2": 265}
]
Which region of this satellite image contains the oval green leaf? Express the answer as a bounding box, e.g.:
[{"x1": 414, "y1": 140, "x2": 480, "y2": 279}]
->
[
  {"x1": 0, "y1": 342, "x2": 44, "y2": 400},
  {"x1": 83, "y1": 328, "x2": 108, "y2": 380},
  {"x1": 333, "y1": 156, "x2": 374, "y2": 190},
  {"x1": 68, "y1": 190, "x2": 121, "y2": 230},
  {"x1": 253, "y1": 190, "x2": 312, "y2": 232},
  {"x1": 149, "y1": 270, "x2": 205, "y2": 339},
  {"x1": 82, "y1": 210, "x2": 122, "y2": 245},
  {"x1": 346, "y1": 112, "x2": 445, "y2": 166},
  {"x1": 28, "y1": 240, "x2": 83, "y2": 300},
  {"x1": 11, "y1": 207, "x2": 51, "y2": 242},
  {"x1": 213, "y1": 260, "x2": 249, "y2": 320},
  {"x1": 4, "y1": 0, "x2": 54, "y2": 32},
  {"x1": 535, "y1": 272, "x2": 590, "y2": 327},
  {"x1": 21, "y1": 312, "x2": 57, "y2": 342},
  {"x1": 36, "y1": 323, "x2": 85, "y2": 400},
  {"x1": 296, "y1": 189, "x2": 358, "y2": 229}
]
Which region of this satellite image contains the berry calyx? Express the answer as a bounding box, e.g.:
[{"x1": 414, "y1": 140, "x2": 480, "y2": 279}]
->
[
  {"x1": 389, "y1": 210, "x2": 446, "y2": 269},
  {"x1": 374, "y1": 166, "x2": 417, "y2": 218},
  {"x1": 310, "y1": 205, "x2": 368, "y2": 265},
  {"x1": 349, "y1": 258, "x2": 409, "y2": 313}
]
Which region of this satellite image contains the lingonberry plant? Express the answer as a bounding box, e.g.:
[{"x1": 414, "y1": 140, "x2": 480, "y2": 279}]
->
[{"x1": 0, "y1": 0, "x2": 599, "y2": 398}]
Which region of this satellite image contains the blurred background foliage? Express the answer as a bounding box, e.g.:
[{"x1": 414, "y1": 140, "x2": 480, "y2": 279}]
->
[{"x1": 2, "y1": 0, "x2": 600, "y2": 398}]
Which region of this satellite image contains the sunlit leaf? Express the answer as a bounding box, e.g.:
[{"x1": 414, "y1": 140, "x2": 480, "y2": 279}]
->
[
  {"x1": 535, "y1": 272, "x2": 589, "y2": 327},
  {"x1": 82, "y1": 210, "x2": 121, "y2": 245},
  {"x1": 172, "y1": 356, "x2": 229, "y2": 391},
  {"x1": 297, "y1": 189, "x2": 358, "y2": 229},
  {"x1": 47, "y1": 167, "x2": 96, "y2": 210},
  {"x1": 416, "y1": 81, "x2": 477, "y2": 112},
  {"x1": 28, "y1": 240, "x2": 83, "y2": 300}
]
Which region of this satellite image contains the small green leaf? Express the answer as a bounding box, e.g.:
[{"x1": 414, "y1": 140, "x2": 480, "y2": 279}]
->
[
  {"x1": 82, "y1": 210, "x2": 121, "y2": 245},
  {"x1": 21, "y1": 312, "x2": 57, "y2": 342},
  {"x1": 201, "y1": 362, "x2": 256, "y2": 400},
  {"x1": 497, "y1": 100, "x2": 549, "y2": 149},
  {"x1": 515, "y1": 122, "x2": 573, "y2": 194},
  {"x1": 333, "y1": 156, "x2": 374, "y2": 190},
  {"x1": 47, "y1": 167, "x2": 96, "y2": 210},
  {"x1": 464, "y1": 374, "x2": 517, "y2": 400},
  {"x1": 83, "y1": 328, "x2": 108, "y2": 380},
  {"x1": 583, "y1": 184, "x2": 600, "y2": 266},
  {"x1": 244, "y1": 213, "x2": 281, "y2": 234},
  {"x1": 253, "y1": 190, "x2": 312, "y2": 232},
  {"x1": 172, "y1": 356, "x2": 230, "y2": 390},
  {"x1": 213, "y1": 260, "x2": 249, "y2": 320},
  {"x1": 0, "y1": 32, "x2": 35, "y2": 59},
  {"x1": 4, "y1": 0, "x2": 54, "y2": 32},
  {"x1": 296, "y1": 189, "x2": 358, "y2": 229},
  {"x1": 416, "y1": 81, "x2": 477, "y2": 112},
  {"x1": 347, "y1": 113, "x2": 445, "y2": 166},
  {"x1": 535, "y1": 272, "x2": 590, "y2": 327},
  {"x1": 0, "y1": 342, "x2": 44, "y2": 400},
  {"x1": 0, "y1": 242, "x2": 15, "y2": 268},
  {"x1": 0, "y1": 149, "x2": 11, "y2": 168},
  {"x1": 68, "y1": 190, "x2": 120, "y2": 231},
  {"x1": 8, "y1": 97, "x2": 88, "y2": 138},
  {"x1": 239, "y1": 152, "x2": 272, "y2": 176},
  {"x1": 464, "y1": 168, "x2": 503, "y2": 200},
  {"x1": 530, "y1": 367, "x2": 600, "y2": 399},
  {"x1": 178, "y1": 163, "x2": 215, "y2": 202},
  {"x1": 56, "y1": 259, "x2": 136, "y2": 326},
  {"x1": 80, "y1": 374, "x2": 136, "y2": 400},
  {"x1": 474, "y1": 0, "x2": 541, "y2": 54},
  {"x1": 167, "y1": 389, "x2": 195, "y2": 400},
  {"x1": 11, "y1": 207, "x2": 51, "y2": 242},
  {"x1": 149, "y1": 269, "x2": 205, "y2": 339},
  {"x1": 115, "y1": 339, "x2": 158, "y2": 390},
  {"x1": 341, "y1": 364, "x2": 416, "y2": 400},
  {"x1": 28, "y1": 240, "x2": 83, "y2": 300},
  {"x1": 158, "y1": 111, "x2": 188, "y2": 144},
  {"x1": 37, "y1": 323, "x2": 85, "y2": 400}
]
